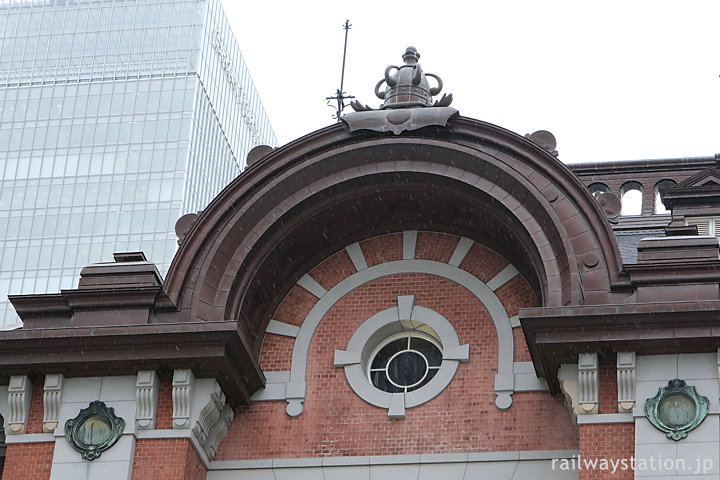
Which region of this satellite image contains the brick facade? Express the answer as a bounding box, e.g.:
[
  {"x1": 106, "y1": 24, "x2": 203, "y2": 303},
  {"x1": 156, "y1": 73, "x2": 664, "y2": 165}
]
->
[
  {"x1": 598, "y1": 359, "x2": 618, "y2": 415},
  {"x1": 2, "y1": 443, "x2": 53, "y2": 480},
  {"x1": 579, "y1": 423, "x2": 635, "y2": 480},
  {"x1": 217, "y1": 232, "x2": 578, "y2": 460},
  {"x1": 131, "y1": 439, "x2": 206, "y2": 480}
]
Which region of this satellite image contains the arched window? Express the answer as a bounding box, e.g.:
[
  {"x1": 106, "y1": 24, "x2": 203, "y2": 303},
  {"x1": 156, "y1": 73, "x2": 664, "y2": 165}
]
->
[
  {"x1": 654, "y1": 179, "x2": 676, "y2": 214},
  {"x1": 620, "y1": 181, "x2": 643, "y2": 216}
]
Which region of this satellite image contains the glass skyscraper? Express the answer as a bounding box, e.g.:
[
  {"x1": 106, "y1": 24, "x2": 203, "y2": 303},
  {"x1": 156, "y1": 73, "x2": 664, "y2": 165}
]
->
[{"x1": 0, "y1": 0, "x2": 276, "y2": 327}]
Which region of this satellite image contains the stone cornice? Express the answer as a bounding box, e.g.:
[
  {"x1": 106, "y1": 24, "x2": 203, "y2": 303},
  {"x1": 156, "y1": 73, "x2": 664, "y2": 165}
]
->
[
  {"x1": 521, "y1": 301, "x2": 720, "y2": 394},
  {"x1": 0, "y1": 321, "x2": 264, "y2": 408}
]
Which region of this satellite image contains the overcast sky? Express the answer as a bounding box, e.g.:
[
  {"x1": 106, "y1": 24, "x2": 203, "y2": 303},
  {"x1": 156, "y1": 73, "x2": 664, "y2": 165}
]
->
[{"x1": 222, "y1": 1, "x2": 719, "y2": 164}]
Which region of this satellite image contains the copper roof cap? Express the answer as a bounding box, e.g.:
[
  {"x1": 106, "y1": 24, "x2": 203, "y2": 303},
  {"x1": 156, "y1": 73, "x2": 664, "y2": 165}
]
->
[{"x1": 370, "y1": 46, "x2": 452, "y2": 110}]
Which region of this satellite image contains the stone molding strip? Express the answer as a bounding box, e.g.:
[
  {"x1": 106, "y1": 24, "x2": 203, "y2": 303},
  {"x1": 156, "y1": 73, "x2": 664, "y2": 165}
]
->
[
  {"x1": 265, "y1": 320, "x2": 300, "y2": 338},
  {"x1": 448, "y1": 237, "x2": 474, "y2": 267},
  {"x1": 576, "y1": 413, "x2": 634, "y2": 425},
  {"x1": 403, "y1": 230, "x2": 418, "y2": 260},
  {"x1": 487, "y1": 264, "x2": 520, "y2": 291},
  {"x1": 344, "y1": 242, "x2": 367, "y2": 271},
  {"x1": 208, "y1": 449, "x2": 580, "y2": 470},
  {"x1": 3, "y1": 433, "x2": 55, "y2": 444},
  {"x1": 296, "y1": 274, "x2": 327, "y2": 299}
]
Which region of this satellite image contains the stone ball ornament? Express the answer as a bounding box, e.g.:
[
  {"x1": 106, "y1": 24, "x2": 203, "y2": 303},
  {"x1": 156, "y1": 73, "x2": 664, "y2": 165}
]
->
[
  {"x1": 65, "y1": 400, "x2": 125, "y2": 460},
  {"x1": 644, "y1": 378, "x2": 709, "y2": 441}
]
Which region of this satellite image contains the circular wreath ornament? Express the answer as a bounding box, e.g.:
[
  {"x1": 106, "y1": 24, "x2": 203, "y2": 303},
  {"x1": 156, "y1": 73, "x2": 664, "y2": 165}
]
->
[
  {"x1": 645, "y1": 378, "x2": 709, "y2": 441},
  {"x1": 65, "y1": 400, "x2": 125, "y2": 460}
]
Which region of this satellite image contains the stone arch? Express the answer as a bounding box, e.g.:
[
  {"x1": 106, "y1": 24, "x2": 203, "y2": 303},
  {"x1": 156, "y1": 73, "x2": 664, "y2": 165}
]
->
[{"x1": 163, "y1": 118, "x2": 624, "y2": 357}]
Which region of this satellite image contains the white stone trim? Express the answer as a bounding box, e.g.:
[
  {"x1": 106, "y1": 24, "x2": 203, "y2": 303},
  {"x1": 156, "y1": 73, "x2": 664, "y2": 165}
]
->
[
  {"x1": 616, "y1": 351, "x2": 636, "y2": 413},
  {"x1": 3, "y1": 433, "x2": 55, "y2": 444},
  {"x1": 265, "y1": 319, "x2": 300, "y2": 338},
  {"x1": 192, "y1": 381, "x2": 225, "y2": 447},
  {"x1": 397, "y1": 294, "x2": 414, "y2": 320},
  {"x1": 334, "y1": 298, "x2": 470, "y2": 418},
  {"x1": 487, "y1": 264, "x2": 520, "y2": 291},
  {"x1": 7, "y1": 375, "x2": 32, "y2": 434},
  {"x1": 135, "y1": 370, "x2": 159, "y2": 429},
  {"x1": 448, "y1": 237, "x2": 474, "y2": 266},
  {"x1": 403, "y1": 230, "x2": 418, "y2": 260},
  {"x1": 282, "y1": 258, "x2": 517, "y2": 415},
  {"x1": 297, "y1": 273, "x2": 327, "y2": 298},
  {"x1": 577, "y1": 413, "x2": 634, "y2": 425},
  {"x1": 345, "y1": 242, "x2": 368, "y2": 271},
  {"x1": 203, "y1": 404, "x2": 233, "y2": 460},
  {"x1": 509, "y1": 315, "x2": 521, "y2": 328},
  {"x1": 249, "y1": 371, "x2": 289, "y2": 401},
  {"x1": 513, "y1": 362, "x2": 549, "y2": 392},
  {"x1": 207, "y1": 450, "x2": 581, "y2": 478},
  {"x1": 43, "y1": 374, "x2": 63, "y2": 433},
  {"x1": 578, "y1": 353, "x2": 599, "y2": 414},
  {"x1": 190, "y1": 380, "x2": 233, "y2": 461},
  {"x1": 172, "y1": 369, "x2": 195, "y2": 429}
]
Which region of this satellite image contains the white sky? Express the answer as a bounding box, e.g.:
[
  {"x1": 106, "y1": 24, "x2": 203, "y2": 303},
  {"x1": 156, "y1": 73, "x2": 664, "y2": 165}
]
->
[{"x1": 222, "y1": 1, "x2": 719, "y2": 164}]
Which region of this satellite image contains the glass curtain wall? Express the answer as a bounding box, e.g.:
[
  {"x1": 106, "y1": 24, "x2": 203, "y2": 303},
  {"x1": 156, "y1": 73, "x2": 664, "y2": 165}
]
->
[{"x1": 0, "y1": 0, "x2": 276, "y2": 327}]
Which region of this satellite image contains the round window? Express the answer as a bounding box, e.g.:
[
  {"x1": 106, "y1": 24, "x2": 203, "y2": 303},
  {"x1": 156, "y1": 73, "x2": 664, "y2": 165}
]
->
[
  {"x1": 335, "y1": 296, "x2": 469, "y2": 418},
  {"x1": 368, "y1": 334, "x2": 442, "y2": 393}
]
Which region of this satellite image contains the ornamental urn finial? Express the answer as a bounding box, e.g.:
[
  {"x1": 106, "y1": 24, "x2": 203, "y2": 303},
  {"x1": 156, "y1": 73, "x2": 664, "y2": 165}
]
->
[{"x1": 351, "y1": 46, "x2": 452, "y2": 112}]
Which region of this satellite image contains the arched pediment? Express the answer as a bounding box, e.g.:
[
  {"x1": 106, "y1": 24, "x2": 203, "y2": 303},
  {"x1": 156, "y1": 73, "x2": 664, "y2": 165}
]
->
[{"x1": 163, "y1": 117, "x2": 624, "y2": 355}]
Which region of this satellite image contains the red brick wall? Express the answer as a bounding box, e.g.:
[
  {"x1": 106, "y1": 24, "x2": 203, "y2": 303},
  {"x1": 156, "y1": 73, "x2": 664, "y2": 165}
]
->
[
  {"x1": 359, "y1": 233, "x2": 403, "y2": 267},
  {"x1": 598, "y1": 358, "x2": 618, "y2": 415},
  {"x1": 131, "y1": 439, "x2": 206, "y2": 480},
  {"x1": 2, "y1": 443, "x2": 53, "y2": 480},
  {"x1": 579, "y1": 423, "x2": 634, "y2": 480},
  {"x1": 25, "y1": 386, "x2": 44, "y2": 435},
  {"x1": 184, "y1": 445, "x2": 206, "y2": 480},
  {"x1": 155, "y1": 380, "x2": 174, "y2": 430},
  {"x1": 217, "y1": 232, "x2": 578, "y2": 460}
]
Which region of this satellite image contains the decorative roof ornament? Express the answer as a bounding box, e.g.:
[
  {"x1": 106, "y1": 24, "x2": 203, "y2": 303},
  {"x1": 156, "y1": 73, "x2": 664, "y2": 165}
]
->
[
  {"x1": 351, "y1": 46, "x2": 452, "y2": 111},
  {"x1": 344, "y1": 47, "x2": 458, "y2": 135}
]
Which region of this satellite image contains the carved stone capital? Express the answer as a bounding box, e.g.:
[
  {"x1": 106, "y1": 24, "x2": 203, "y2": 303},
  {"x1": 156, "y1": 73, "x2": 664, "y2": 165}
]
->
[
  {"x1": 577, "y1": 353, "x2": 598, "y2": 414},
  {"x1": 172, "y1": 369, "x2": 195, "y2": 429},
  {"x1": 192, "y1": 381, "x2": 225, "y2": 446},
  {"x1": 557, "y1": 363, "x2": 581, "y2": 424},
  {"x1": 203, "y1": 403, "x2": 234, "y2": 460},
  {"x1": 135, "y1": 370, "x2": 159, "y2": 429},
  {"x1": 43, "y1": 374, "x2": 64, "y2": 433},
  {"x1": 8, "y1": 375, "x2": 32, "y2": 434},
  {"x1": 617, "y1": 352, "x2": 636, "y2": 413}
]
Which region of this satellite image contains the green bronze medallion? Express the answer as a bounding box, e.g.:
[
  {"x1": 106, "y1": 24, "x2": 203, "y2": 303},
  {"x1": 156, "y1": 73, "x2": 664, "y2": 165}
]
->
[
  {"x1": 645, "y1": 378, "x2": 709, "y2": 441},
  {"x1": 65, "y1": 400, "x2": 125, "y2": 460}
]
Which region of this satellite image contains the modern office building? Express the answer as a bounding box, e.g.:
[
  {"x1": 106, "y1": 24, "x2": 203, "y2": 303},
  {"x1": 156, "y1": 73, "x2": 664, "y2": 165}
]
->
[{"x1": 0, "y1": 0, "x2": 276, "y2": 327}]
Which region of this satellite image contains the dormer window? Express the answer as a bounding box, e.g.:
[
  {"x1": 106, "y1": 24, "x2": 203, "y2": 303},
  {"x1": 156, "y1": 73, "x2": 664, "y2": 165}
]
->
[{"x1": 685, "y1": 217, "x2": 720, "y2": 236}]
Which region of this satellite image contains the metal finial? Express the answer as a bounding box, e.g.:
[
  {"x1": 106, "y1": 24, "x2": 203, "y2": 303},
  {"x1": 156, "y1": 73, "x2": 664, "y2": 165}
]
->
[{"x1": 326, "y1": 20, "x2": 355, "y2": 121}]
